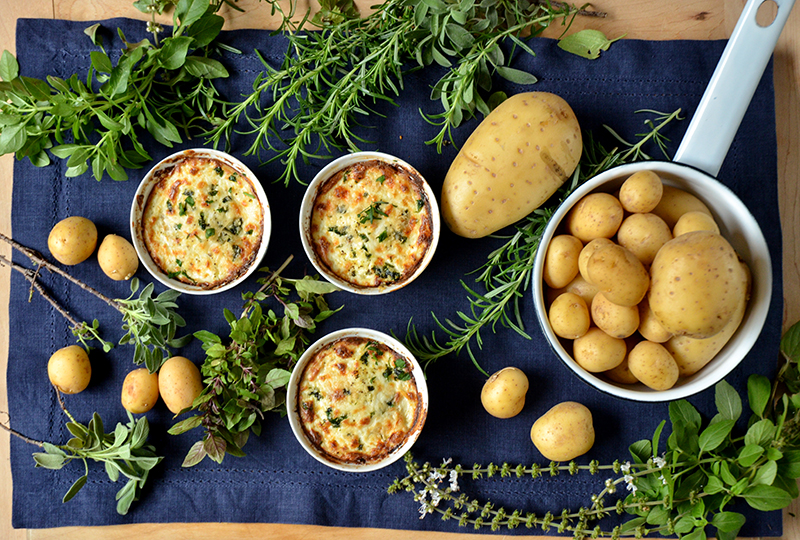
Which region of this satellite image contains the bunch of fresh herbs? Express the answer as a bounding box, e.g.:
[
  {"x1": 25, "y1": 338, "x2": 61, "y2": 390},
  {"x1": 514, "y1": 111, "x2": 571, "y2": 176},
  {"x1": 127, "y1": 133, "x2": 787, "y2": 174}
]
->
[
  {"x1": 0, "y1": 0, "x2": 231, "y2": 181},
  {"x1": 390, "y1": 320, "x2": 800, "y2": 537},
  {"x1": 168, "y1": 259, "x2": 341, "y2": 466}
]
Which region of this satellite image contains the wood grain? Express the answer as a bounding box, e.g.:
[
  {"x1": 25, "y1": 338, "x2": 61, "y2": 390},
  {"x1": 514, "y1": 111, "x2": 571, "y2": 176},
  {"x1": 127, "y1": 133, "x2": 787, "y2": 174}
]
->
[{"x1": 1, "y1": 1, "x2": 799, "y2": 539}]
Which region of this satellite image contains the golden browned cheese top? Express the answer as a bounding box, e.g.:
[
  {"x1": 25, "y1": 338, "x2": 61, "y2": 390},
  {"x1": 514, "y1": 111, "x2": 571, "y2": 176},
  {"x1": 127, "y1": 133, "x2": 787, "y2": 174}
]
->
[
  {"x1": 297, "y1": 336, "x2": 421, "y2": 465},
  {"x1": 309, "y1": 159, "x2": 433, "y2": 288},
  {"x1": 142, "y1": 156, "x2": 264, "y2": 289}
]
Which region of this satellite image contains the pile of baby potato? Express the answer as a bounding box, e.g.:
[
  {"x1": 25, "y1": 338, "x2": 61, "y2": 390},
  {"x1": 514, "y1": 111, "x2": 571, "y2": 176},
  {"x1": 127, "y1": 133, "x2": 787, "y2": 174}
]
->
[
  {"x1": 543, "y1": 171, "x2": 751, "y2": 391},
  {"x1": 44, "y1": 216, "x2": 203, "y2": 416}
]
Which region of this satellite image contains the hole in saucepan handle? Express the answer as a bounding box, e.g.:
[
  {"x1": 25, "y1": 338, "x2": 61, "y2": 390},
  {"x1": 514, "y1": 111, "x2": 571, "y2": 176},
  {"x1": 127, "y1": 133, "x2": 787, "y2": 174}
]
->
[{"x1": 757, "y1": 0, "x2": 779, "y2": 26}]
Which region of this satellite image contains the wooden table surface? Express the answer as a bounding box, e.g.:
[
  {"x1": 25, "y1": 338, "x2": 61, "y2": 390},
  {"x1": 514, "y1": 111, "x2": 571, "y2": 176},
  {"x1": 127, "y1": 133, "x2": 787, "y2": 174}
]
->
[{"x1": 1, "y1": 0, "x2": 799, "y2": 538}]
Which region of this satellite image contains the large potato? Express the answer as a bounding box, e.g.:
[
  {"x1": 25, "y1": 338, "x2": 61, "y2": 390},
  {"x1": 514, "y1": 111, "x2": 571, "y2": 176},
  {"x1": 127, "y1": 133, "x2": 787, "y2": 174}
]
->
[
  {"x1": 649, "y1": 231, "x2": 747, "y2": 338},
  {"x1": 586, "y1": 244, "x2": 649, "y2": 307},
  {"x1": 97, "y1": 234, "x2": 139, "y2": 281},
  {"x1": 121, "y1": 368, "x2": 160, "y2": 414},
  {"x1": 158, "y1": 356, "x2": 203, "y2": 414},
  {"x1": 530, "y1": 401, "x2": 595, "y2": 461},
  {"x1": 664, "y1": 261, "x2": 751, "y2": 376},
  {"x1": 543, "y1": 235, "x2": 583, "y2": 289},
  {"x1": 651, "y1": 185, "x2": 712, "y2": 229},
  {"x1": 47, "y1": 216, "x2": 97, "y2": 265},
  {"x1": 441, "y1": 92, "x2": 582, "y2": 238},
  {"x1": 48, "y1": 345, "x2": 91, "y2": 394},
  {"x1": 481, "y1": 367, "x2": 529, "y2": 419}
]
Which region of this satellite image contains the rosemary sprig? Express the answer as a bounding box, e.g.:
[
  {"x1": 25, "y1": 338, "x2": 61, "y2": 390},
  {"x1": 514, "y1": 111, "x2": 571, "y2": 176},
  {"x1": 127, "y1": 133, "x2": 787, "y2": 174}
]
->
[
  {"x1": 391, "y1": 323, "x2": 800, "y2": 538},
  {"x1": 206, "y1": 0, "x2": 604, "y2": 185},
  {"x1": 402, "y1": 109, "x2": 684, "y2": 375},
  {"x1": 168, "y1": 258, "x2": 342, "y2": 466},
  {"x1": 1, "y1": 392, "x2": 162, "y2": 515}
]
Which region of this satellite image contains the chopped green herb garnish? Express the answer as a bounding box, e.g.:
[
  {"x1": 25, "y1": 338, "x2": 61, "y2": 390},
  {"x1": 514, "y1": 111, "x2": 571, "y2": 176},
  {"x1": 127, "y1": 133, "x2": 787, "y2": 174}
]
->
[
  {"x1": 174, "y1": 223, "x2": 182, "y2": 230},
  {"x1": 209, "y1": 184, "x2": 219, "y2": 196},
  {"x1": 217, "y1": 206, "x2": 228, "y2": 213},
  {"x1": 325, "y1": 408, "x2": 347, "y2": 428},
  {"x1": 229, "y1": 173, "x2": 238, "y2": 182},
  {"x1": 328, "y1": 225, "x2": 347, "y2": 236},
  {"x1": 186, "y1": 195, "x2": 195, "y2": 207},
  {"x1": 178, "y1": 202, "x2": 187, "y2": 217},
  {"x1": 416, "y1": 199, "x2": 424, "y2": 212},
  {"x1": 205, "y1": 228, "x2": 216, "y2": 238},
  {"x1": 176, "y1": 259, "x2": 182, "y2": 267},
  {"x1": 358, "y1": 201, "x2": 389, "y2": 224},
  {"x1": 166, "y1": 200, "x2": 173, "y2": 212},
  {"x1": 232, "y1": 244, "x2": 241, "y2": 259},
  {"x1": 214, "y1": 166, "x2": 224, "y2": 176},
  {"x1": 373, "y1": 262, "x2": 401, "y2": 282},
  {"x1": 199, "y1": 212, "x2": 208, "y2": 230},
  {"x1": 310, "y1": 389, "x2": 323, "y2": 400},
  {"x1": 375, "y1": 174, "x2": 386, "y2": 184},
  {"x1": 243, "y1": 192, "x2": 255, "y2": 199},
  {"x1": 378, "y1": 230, "x2": 388, "y2": 242}
]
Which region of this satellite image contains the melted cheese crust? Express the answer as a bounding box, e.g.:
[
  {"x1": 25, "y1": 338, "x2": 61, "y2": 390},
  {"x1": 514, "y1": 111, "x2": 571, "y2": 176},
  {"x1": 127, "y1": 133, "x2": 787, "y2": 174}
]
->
[
  {"x1": 297, "y1": 337, "x2": 421, "y2": 465},
  {"x1": 142, "y1": 156, "x2": 264, "y2": 289},
  {"x1": 310, "y1": 160, "x2": 433, "y2": 289}
]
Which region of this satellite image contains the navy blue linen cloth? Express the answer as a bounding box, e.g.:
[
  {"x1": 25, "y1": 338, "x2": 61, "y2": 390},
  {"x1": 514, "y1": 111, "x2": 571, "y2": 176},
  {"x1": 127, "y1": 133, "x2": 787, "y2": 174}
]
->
[{"x1": 9, "y1": 17, "x2": 784, "y2": 535}]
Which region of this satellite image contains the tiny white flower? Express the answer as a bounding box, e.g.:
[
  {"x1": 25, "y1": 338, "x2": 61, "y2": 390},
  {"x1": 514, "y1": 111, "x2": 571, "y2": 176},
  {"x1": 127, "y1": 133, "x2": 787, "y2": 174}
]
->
[
  {"x1": 429, "y1": 469, "x2": 444, "y2": 482},
  {"x1": 626, "y1": 482, "x2": 638, "y2": 493},
  {"x1": 418, "y1": 502, "x2": 431, "y2": 518},
  {"x1": 653, "y1": 456, "x2": 666, "y2": 469},
  {"x1": 620, "y1": 461, "x2": 631, "y2": 473},
  {"x1": 430, "y1": 490, "x2": 442, "y2": 506},
  {"x1": 659, "y1": 473, "x2": 668, "y2": 485},
  {"x1": 449, "y1": 470, "x2": 460, "y2": 492},
  {"x1": 146, "y1": 21, "x2": 163, "y2": 34}
]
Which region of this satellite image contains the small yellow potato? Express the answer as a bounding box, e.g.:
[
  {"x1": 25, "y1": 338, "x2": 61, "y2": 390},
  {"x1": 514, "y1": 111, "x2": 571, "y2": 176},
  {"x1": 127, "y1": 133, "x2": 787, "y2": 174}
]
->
[
  {"x1": 616, "y1": 213, "x2": 672, "y2": 265},
  {"x1": 618, "y1": 170, "x2": 663, "y2": 213},
  {"x1": 549, "y1": 292, "x2": 591, "y2": 339},
  {"x1": 559, "y1": 274, "x2": 600, "y2": 307},
  {"x1": 47, "y1": 345, "x2": 91, "y2": 395},
  {"x1": 121, "y1": 368, "x2": 160, "y2": 414},
  {"x1": 566, "y1": 193, "x2": 624, "y2": 242},
  {"x1": 673, "y1": 210, "x2": 720, "y2": 237},
  {"x1": 530, "y1": 401, "x2": 595, "y2": 462},
  {"x1": 591, "y1": 293, "x2": 639, "y2": 339},
  {"x1": 586, "y1": 244, "x2": 650, "y2": 307},
  {"x1": 664, "y1": 261, "x2": 751, "y2": 376},
  {"x1": 578, "y1": 238, "x2": 614, "y2": 282},
  {"x1": 543, "y1": 235, "x2": 583, "y2": 289},
  {"x1": 637, "y1": 297, "x2": 673, "y2": 343},
  {"x1": 572, "y1": 327, "x2": 626, "y2": 372},
  {"x1": 47, "y1": 216, "x2": 97, "y2": 265},
  {"x1": 441, "y1": 92, "x2": 582, "y2": 238},
  {"x1": 97, "y1": 234, "x2": 139, "y2": 281},
  {"x1": 158, "y1": 356, "x2": 204, "y2": 415},
  {"x1": 651, "y1": 185, "x2": 712, "y2": 229},
  {"x1": 649, "y1": 231, "x2": 747, "y2": 338},
  {"x1": 627, "y1": 341, "x2": 680, "y2": 391},
  {"x1": 481, "y1": 367, "x2": 529, "y2": 419}
]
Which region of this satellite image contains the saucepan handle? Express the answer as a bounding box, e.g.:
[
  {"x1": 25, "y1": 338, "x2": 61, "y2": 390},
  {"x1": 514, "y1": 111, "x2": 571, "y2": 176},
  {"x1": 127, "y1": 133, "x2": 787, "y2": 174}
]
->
[{"x1": 673, "y1": 0, "x2": 795, "y2": 177}]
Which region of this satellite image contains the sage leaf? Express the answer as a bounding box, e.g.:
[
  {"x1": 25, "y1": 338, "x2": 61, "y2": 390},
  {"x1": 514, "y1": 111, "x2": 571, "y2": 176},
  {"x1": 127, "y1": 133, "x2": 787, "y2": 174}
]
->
[
  {"x1": 62, "y1": 474, "x2": 88, "y2": 503},
  {"x1": 33, "y1": 452, "x2": 66, "y2": 470},
  {"x1": 115, "y1": 479, "x2": 137, "y2": 515},
  {"x1": 742, "y1": 484, "x2": 793, "y2": 511},
  {"x1": 558, "y1": 29, "x2": 621, "y2": 60},
  {"x1": 495, "y1": 66, "x2": 538, "y2": 85}
]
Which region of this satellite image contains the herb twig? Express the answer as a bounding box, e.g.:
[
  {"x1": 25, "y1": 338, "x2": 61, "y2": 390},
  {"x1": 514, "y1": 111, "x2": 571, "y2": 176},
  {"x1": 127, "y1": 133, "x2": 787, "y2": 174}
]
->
[
  {"x1": 402, "y1": 109, "x2": 683, "y2": 375},
  {"x1": 169, "y1": 258, "x2": 342, "y2": 466},
  {"x1": 1, "y1": 391, "x2": 162, "y2": 515},
  {"x1": 0, "y1": 233, "x2": 190, "y2": 369}
]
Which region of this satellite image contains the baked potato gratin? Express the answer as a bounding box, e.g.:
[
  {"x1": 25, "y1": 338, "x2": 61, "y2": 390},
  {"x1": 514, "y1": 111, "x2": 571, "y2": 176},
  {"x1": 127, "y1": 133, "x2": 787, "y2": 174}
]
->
[{"x1": 141, "y1": 155, "x2": 264, "y2": 289}]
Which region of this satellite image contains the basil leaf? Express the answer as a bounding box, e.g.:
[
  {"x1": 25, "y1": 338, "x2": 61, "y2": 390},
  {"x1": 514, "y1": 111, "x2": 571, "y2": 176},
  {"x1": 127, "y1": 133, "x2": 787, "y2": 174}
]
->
[
  {"x1": 183, "y1": 56, "x2": 228, "y2": 79},
  {"x1": 0, "y1": 50, "x2": 19, "y2": 81},
  {"x1": 715, "y1": 379, "x2": 742, "y2": 421},
  {"x1": 159, "y1": 36, "x2": 193, "y2": 70},
  {"x1": 742, "y1": 484, "x2": 793, "y2": 511},
  {"x1": 747, "y1": 374, "x2": 772, "y2": 417}
]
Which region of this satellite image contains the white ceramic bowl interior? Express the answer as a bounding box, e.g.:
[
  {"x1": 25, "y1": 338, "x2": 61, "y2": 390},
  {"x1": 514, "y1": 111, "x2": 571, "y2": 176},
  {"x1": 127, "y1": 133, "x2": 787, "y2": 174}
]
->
[
  {"x1": 532, "y1": 161, "x2": 772, "y2": 402},
  {"x1": 286, "y1": 327, "x2": 429, "y2": 472},
  {"x1": 299, "y1": 151, "x2": 440, "y2": 295},
  {"x1": 130, "y1": 148, "x2": 271, "y2": 295}
]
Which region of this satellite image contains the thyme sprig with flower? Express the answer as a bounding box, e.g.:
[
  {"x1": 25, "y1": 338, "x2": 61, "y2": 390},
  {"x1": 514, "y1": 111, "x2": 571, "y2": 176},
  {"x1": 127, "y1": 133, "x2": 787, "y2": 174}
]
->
[
  {"x1": 402, "y1": 109, "x2": 683, "y2": 375},
  {"x1": 391, "y1": 322, "x2": 800, "y2": 538}
]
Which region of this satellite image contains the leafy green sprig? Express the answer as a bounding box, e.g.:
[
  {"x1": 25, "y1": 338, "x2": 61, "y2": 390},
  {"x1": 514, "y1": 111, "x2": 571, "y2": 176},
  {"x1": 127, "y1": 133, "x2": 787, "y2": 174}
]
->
[
  {"x1": 0, "y1": 0, "x2": 230, "y2": 181},
  {"x1": 169, "y1": 257, "x2": 342, "y2": 466},
  {"x1": 391, "y1": 331, "x2": 800, "y2": 539},
  {"x1": 402, "y1": 108, "x2": 683, "y2": 376},
  {"x1": 1, "y1": 392, "x2": 162, "y2": 515}
]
